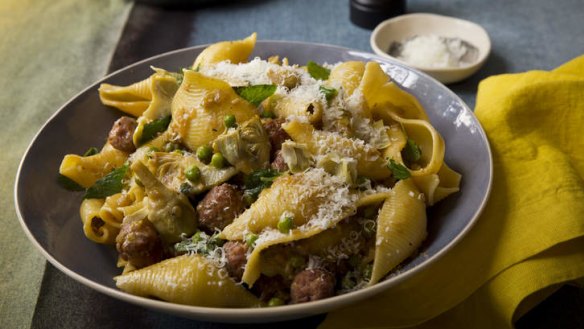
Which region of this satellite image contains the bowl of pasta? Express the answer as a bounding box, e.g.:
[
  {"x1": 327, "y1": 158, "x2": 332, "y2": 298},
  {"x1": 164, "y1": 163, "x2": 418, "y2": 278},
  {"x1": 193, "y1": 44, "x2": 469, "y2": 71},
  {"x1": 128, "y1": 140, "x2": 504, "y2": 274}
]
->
[{"x1": 15, "y1": 33, "x2": 492, "y2": 322}]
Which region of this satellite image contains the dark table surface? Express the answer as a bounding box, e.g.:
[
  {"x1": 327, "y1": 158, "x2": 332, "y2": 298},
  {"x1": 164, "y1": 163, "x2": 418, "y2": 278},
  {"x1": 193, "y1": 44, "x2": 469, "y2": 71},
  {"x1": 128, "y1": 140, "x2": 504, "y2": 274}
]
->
[{"x1": 32, "y1": 1, "x2": 584, "y2": 328}]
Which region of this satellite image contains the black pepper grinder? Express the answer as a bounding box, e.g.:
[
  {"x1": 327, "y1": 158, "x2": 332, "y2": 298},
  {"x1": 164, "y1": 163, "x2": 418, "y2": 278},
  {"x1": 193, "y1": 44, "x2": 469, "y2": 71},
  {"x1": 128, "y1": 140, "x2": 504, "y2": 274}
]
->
[{"x1": 350, "y1": 0, "x2": 406, "y2": 29}]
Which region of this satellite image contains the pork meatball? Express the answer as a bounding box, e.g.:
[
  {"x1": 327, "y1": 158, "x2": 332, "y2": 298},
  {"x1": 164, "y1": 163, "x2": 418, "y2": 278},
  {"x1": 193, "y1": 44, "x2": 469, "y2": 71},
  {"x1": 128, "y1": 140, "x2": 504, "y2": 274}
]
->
[
  {"x1": 262, "y1": 118, "x2": 290, "y2": 153},
  {"x1": 223, "y1": 241, "x2": 248, "y2": 280},
  {"x1": 108, "y1": 116, "x2": 137, "y2": 153},
  {"x1": 196, "y1": 183, "x2": 245, "y2": 232},
  {"x1": 116, "y1": 217, "x2": 163, "y2": 269},
  {"x1": 290, "y1": 268, "x2": 336, "y2": 303}
]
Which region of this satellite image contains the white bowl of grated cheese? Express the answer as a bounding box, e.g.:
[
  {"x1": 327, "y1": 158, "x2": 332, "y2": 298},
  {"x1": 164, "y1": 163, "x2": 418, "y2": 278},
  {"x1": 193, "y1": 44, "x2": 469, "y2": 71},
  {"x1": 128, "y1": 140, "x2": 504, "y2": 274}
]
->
[{"x1": 370, "y1": 13, "x2": 491, "y2": 84}]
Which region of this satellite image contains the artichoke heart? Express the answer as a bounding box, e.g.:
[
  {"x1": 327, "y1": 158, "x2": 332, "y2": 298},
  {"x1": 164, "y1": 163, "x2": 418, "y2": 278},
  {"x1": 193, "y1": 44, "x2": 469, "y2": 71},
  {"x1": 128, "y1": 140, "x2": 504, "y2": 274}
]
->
[
  {"x1": 145, "y1": 151, "x2": 237, "y2": 195},
  {"x1": 316, "y1": 153, "x2": 358, "y2": 185},
  {"x1": 280, "y1": 141, "x2": 313, "y2": 173},
  {"x1": 213, "y1": 116, "x2": 271, "y2": 174},
  {"x1": 130, "y1": 161, "x2": 197, "y2": 244}
]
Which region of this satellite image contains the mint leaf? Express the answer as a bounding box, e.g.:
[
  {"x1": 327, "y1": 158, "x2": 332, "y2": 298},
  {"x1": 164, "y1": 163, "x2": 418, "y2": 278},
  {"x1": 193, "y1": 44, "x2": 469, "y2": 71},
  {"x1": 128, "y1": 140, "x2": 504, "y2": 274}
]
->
[
  {"x1": 388, "y1": 159, "x2": 410, "y2": 180},
  {"x1": 84, "y1": 164, "x2": 129, "y2": 199},
  {"x1": 234, "y1": 84, "x2": 277, "y2": 106},
  {"x1": 307, "y1": 61, "x2": 330, "y2": 80},
  {"x1": 243, "y1": 168, "x2": 281, "y2": 203},
  {"x1": 138, "y1": 115, "x2": 171, "y2": 145},
  {"x1": 319, "y1": 86, "x2": 338, "y2": 102},
  {"x1": 57, "y1": 174, "x2": 85, "y2": 191},
  {"x1": 402, "y1": 138, "x2": 421, "y2": 164}
]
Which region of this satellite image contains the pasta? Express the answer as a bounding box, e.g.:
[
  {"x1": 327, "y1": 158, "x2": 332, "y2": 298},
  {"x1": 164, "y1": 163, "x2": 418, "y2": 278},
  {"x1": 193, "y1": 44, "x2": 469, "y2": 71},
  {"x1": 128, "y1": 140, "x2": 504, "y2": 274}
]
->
[{"x1": 58, "y1": 34, "x2": 461, "y2": 308}]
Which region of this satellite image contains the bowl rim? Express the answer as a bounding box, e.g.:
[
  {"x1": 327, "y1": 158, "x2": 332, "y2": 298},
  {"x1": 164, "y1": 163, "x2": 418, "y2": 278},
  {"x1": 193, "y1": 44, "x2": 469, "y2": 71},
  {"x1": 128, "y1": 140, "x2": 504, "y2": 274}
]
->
[
  {"x1": 370, "y1": 13, "x2": 492, "y2": 73},
  {"x1": 14, "y1": 39, "x2": 493, "y2": 323}
]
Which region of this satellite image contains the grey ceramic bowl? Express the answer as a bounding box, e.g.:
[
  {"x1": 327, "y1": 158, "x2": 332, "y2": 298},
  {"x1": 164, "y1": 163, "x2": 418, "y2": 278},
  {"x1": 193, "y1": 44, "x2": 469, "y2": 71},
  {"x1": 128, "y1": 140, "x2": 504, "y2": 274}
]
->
[{"x1": 15, "y1": 41, "x2": 492, "y2": 323}]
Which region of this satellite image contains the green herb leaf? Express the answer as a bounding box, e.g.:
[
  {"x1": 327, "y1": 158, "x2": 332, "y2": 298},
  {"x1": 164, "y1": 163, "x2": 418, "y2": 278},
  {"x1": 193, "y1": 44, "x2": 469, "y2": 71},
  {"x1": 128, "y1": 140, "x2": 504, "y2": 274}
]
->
[
  {"x1": 388, "y1": 159, "x2": 411, "y2": 180},
  {"x1": 234, "y1": 84, "x2": 277, "y2": 106},
  {"x1": 402, "y1": 138, "x2": 421, "y2": 165},
  {"x1": 57, "y1": 174, "x2": 85, "y2": 191},
  {"x1": 138, "y1": 115, "x2": 171, "y2": 145},
  {"x1": 84, "y1": 164, "x2": 129, "y2": 199},
  {"x1": 243, "y1": 168, "x2": 281, "y2": 203},
  {"x1": 307, "y1": 61, "x2": 330, "y2": 80},
  {"x1": 83, "y1": 147, "x2": 99, "y2": 157},
  {"x1": 319, "y1": 86, "x2": 338, "y2": 102}
]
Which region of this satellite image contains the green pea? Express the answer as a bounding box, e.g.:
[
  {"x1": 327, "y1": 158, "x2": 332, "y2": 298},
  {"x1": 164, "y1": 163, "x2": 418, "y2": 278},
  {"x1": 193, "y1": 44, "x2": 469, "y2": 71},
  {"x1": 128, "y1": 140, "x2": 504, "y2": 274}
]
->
[
  {"x1": 210, "y1": 152, "x2": 226, "y2": 168},
  {"x1": 277, "y1": 215, "x2": 294, "y2": 234},
  {"x1": 196, "y1": 145, "x2": 213, "y2": 163},
  {"x1": 245, "y1": 233, "x2": 258, "y2": 248},
  {"x1": 224, "y1": 114, "x2": 237, "y2": 128},
  {"x1": 185, "y1": 165, "x2": 201, "y2": 182},
  {"x1": 179, "y1": 182, "x2": 193, "y2": 195},
  {"x1": 163, "y1": 142, "x2": 178, "y2": 152},
  {"x1": 267, "y1": 297, "x2": 285, "y2": 307}
]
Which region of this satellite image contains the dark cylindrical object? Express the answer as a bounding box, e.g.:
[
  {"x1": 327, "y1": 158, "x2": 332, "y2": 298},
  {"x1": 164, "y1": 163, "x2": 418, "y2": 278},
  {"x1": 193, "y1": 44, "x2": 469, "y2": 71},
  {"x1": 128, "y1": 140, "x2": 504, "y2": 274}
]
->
[{"x1": 350, "y1": 0, "x2": 406, "y2": 29}]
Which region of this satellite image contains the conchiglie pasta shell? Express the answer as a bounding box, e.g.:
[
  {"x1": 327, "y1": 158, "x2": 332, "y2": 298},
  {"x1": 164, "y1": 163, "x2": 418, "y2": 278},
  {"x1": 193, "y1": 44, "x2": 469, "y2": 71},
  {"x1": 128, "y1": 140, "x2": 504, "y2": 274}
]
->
[
  {"x1": 115, "y1": 254, "x2": 261, "y2": 307},
  {"x1": 389, "y1": 113, "x2": 445, "y2": 177},
  {"x1": 283, "y1": 120, "x2": 391, "y2": 180},
  {"x1": 412, "y1": 163, "x2": 461, "y2": 206},
  {"x1": 193, "y1": 32, "x2": 257, "y2": 69},
  {"x1": 170, "y1": 70, "x2": 256, "y2": 151},
  {"x1": 99, "y1": 77, "x2": 153, "y2": 117},
  {"x1": 59, "y1": 143, "x2": 128, "y2": 188},
  {"x1": 328, "y1": 61, "x2": 365, "y2": 98},
  {"x1": 221, "y1": 170, "x2": 347, "y2": 240},
  {"x1": 80, "y1": 198, "x2": 118, "y2": 244},
  {"x1": 360, "y1": 62, "x2": 428, "y2": 121},
  {"x1": 370, "y1": 179, "x2": 427, "y2": 285}
]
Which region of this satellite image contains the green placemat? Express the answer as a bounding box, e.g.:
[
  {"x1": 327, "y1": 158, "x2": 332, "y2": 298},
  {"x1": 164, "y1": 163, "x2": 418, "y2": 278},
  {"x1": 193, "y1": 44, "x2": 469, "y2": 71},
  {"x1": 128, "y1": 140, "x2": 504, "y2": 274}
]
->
[{"x1": 0, "y1": 1, "x2": 132, "y2": 328}]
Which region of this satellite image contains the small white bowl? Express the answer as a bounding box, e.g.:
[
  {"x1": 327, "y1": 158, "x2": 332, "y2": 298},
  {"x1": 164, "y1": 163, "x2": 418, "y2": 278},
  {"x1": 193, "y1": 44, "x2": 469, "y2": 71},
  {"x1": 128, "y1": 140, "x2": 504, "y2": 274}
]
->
[{"x1": 370, "y1": 13, "x2": 491, "y2": 84}]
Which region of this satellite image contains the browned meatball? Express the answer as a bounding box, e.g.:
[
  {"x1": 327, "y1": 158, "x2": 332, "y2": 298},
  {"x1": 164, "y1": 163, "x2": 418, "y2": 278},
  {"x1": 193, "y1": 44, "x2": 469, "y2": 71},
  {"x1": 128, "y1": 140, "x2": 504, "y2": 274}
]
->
[
  {"x1": 108, "y1": 116, "x2": 137, "y2": 153},
  {"x1": 223, "y1": 241, "x2": 248, "y2": 280},
  {"x1": 116, "y1": 217, "x2": 163, "y2": 269},
  {"x1": 196, "y1": 183, "x2": 245, "y2": 232},
  {"x1": 271, "y1": 150, "x2": 289, "y2": 172},
  {"x1": 290, "y1": 268, "x2": 336, "y2": 303},
  {"x1": 252, "y1": 274, "x2": 290, "y2": 302},
  {"x1": 262, "y1": 118, "x2": 290, "y2": 153}
]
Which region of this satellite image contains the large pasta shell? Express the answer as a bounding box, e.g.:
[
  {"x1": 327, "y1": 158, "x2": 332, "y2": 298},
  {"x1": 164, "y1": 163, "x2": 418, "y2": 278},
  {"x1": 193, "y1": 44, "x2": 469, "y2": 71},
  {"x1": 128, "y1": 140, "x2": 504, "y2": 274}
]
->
[
  {"x1": 328, "y1": 61, "x2": 365, "y2": 98},
  {"x1": 360, "y1": 62, "x2": 428, "y2": 121},
  {"x1": 79, "y1": 198, "x2": 117, "y2": 244},
  {"x1": 99, "y1": 77, "x2": 152, "y2": 117},
  {"x1": 369, "y1": 179, "x2": 427, "y2": 285},
  {"x1": 115, "y1": 254, "x2": 261, "y2": 307},
  {"x1": 170, "y1": 70, "x2": 256, "y2": 151},
  {"x1": 412, "y1": 163, "x2": 461, "y2": 206},
  {"x1": 221, "y1": 169, "x2": 353, "y2": 240},
  {"x1": 59, "y1": 143, "x2": 128, "y2": 188},
  {"x1": 193, "y1": 33, "x2": 257, "y2": 69},
  {"x1": 283, "y1": 120, "x2": 391, "y2": 180},
  {"x1": 388, "y1": 113, "x2": 445, "y2": 177}
]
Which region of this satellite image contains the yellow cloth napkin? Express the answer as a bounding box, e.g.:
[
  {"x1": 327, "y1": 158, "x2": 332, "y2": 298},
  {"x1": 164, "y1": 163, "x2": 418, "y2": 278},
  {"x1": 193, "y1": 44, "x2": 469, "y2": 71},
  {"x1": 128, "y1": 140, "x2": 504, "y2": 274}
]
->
[{"x1": 320, "y1": 56, "x2": 584, "y2": 329}]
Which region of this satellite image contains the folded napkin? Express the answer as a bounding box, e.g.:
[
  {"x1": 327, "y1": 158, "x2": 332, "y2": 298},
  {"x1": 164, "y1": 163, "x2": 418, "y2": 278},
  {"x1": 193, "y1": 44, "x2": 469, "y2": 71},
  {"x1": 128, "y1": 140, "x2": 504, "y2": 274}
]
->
[
  {"x1": 0, "y1": 1, "x2": 131, "y2": 328},
  {"x1": 320, "y1": 56, "x2": 584, "y2": 329}
]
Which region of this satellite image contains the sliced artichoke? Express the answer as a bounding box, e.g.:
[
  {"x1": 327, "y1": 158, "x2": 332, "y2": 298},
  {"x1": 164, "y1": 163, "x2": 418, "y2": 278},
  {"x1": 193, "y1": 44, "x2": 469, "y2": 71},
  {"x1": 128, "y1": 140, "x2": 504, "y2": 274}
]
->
[
  {"x1": 213, "y1": 116, "x2": 271, "y2": 174},
  {"x1": 280, "y1": 141, "x2": 313, "y2": 173},
  {"x1": 130, "y1": 161, "x2": 197, "y2": 244},
  {"x1": 144, "y1": 151, "x2": 237, "y2": 196},
  {"x1": 316, "y1": 152, "x2": 358, "y2": 185}
]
